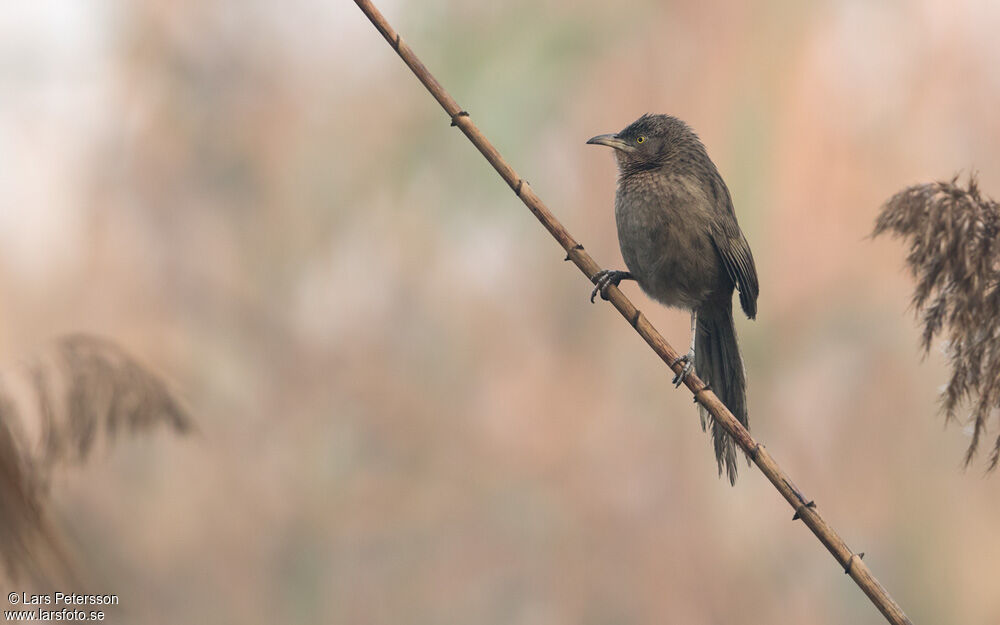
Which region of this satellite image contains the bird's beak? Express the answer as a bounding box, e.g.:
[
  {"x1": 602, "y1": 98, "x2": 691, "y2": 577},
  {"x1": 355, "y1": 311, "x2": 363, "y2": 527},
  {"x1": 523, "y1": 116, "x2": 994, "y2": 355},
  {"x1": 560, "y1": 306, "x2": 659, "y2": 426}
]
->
[{"x1": 586, "y1": 133, "x2": 632, "y2": 151}]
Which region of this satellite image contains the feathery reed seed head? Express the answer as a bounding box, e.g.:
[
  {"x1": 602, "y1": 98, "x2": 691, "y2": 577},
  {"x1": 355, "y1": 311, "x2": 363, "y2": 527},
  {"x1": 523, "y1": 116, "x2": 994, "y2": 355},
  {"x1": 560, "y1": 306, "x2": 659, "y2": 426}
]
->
[
  {"x1": 0, "y1": 334, "x2": 191, "y2": 583},
  {"x1": 874, "y1": 175, "x2": 1000, "y2": 469}
]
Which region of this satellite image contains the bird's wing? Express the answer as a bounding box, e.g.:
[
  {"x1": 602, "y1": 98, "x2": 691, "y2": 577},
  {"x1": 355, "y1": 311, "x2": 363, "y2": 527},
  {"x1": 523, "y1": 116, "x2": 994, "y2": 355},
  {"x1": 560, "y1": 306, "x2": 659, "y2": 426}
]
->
[
  {"x1": 721, "y1": 230, "x2": 759, "y2": 318},
  {"x1": 712, "y1": 227, "x2": 758, "y2": 319},
  {"x1": 705, "y1": 171, "x2": 758, "y2": 319}
]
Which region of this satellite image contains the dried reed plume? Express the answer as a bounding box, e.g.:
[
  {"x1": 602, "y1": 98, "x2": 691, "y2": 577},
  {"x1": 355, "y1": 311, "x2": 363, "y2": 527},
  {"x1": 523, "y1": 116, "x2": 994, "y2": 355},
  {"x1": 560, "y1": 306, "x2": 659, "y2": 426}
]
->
[
  {"x1": 874, "y1": 175, "x2": 1000, "y2": 469},
  {"x1": 0, "y1": 334, "x2": 191, "y2": 584}
]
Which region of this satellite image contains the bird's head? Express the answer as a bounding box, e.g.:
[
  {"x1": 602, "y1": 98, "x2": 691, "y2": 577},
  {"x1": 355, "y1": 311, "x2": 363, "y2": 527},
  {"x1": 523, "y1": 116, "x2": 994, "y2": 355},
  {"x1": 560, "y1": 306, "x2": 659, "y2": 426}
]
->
[{"x1": 587, "y1": 113, "x2": 696, "y2": 173}]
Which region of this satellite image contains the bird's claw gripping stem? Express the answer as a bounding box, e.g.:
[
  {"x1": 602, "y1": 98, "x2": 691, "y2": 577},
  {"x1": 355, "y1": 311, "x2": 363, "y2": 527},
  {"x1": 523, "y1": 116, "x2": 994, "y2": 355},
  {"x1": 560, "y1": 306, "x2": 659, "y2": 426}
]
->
[
  {"x1": 671, "y1": 350, "x2": 695, "y2": 386},
  {"x1": 590, "y1": 270, "x2": 632, "y2": 303}
]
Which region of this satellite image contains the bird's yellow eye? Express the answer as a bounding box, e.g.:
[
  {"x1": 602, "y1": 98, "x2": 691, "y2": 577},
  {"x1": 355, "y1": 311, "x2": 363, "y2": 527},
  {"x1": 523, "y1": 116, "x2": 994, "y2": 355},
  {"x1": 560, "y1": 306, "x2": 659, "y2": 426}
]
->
[{"x1": 636, "y1": 136, "x2": 646, "y2": 144}]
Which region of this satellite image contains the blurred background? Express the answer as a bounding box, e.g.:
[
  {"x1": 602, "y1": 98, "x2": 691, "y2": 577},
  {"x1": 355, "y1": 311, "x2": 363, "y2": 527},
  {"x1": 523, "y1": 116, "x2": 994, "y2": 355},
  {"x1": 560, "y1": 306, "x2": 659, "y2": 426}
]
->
[{"x1": 2, "y1": 0, "x2": 999, "y2": 623}]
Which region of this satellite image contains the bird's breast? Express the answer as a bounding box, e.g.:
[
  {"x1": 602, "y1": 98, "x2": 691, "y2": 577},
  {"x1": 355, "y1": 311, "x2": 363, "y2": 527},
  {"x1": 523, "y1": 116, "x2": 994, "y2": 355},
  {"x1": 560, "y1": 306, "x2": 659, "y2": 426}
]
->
[{"x1": 614, "y1": 172, "x2": 724, "y2": 309}]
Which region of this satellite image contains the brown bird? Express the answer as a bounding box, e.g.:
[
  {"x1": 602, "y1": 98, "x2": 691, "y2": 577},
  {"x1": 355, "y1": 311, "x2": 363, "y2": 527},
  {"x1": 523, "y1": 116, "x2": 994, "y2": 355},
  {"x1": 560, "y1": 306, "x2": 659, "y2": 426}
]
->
[{"x1": 587, "y1": 114, "x2": 758, "y2": 484}]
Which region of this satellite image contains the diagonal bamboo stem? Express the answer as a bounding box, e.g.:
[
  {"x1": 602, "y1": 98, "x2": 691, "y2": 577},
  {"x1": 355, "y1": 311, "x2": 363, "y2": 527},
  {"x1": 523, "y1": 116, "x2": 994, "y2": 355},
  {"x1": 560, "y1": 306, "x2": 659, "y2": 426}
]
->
[{"x1": 353, "y1": 2, "x2": 914, "y2": 623}]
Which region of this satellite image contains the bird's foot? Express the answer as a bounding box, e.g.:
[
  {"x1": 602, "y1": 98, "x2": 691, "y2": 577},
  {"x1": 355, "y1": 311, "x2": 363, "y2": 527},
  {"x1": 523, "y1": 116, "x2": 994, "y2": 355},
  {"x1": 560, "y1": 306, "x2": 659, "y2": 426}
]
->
[
  {"x1": 671, "y1": 350, "x2": 695, "y2": 387},
  {"x1": 590, "y1": 270, "x2": 631, "y2": 303}
]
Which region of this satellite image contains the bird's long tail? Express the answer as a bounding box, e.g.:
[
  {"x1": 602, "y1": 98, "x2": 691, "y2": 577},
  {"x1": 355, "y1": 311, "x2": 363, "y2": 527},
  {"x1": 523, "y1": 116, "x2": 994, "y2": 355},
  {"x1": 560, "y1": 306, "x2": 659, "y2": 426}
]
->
[{"x1": 694, "y1": 299, "x2": 748, "y2": 485}]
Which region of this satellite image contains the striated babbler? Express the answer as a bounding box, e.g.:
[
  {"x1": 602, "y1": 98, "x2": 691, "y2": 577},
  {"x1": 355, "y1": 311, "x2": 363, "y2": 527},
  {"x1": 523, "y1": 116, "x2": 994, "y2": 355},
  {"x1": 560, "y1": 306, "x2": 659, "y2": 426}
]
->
[{"x1": 587, "y1": 114, "x2": 759, "y2": 484}]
